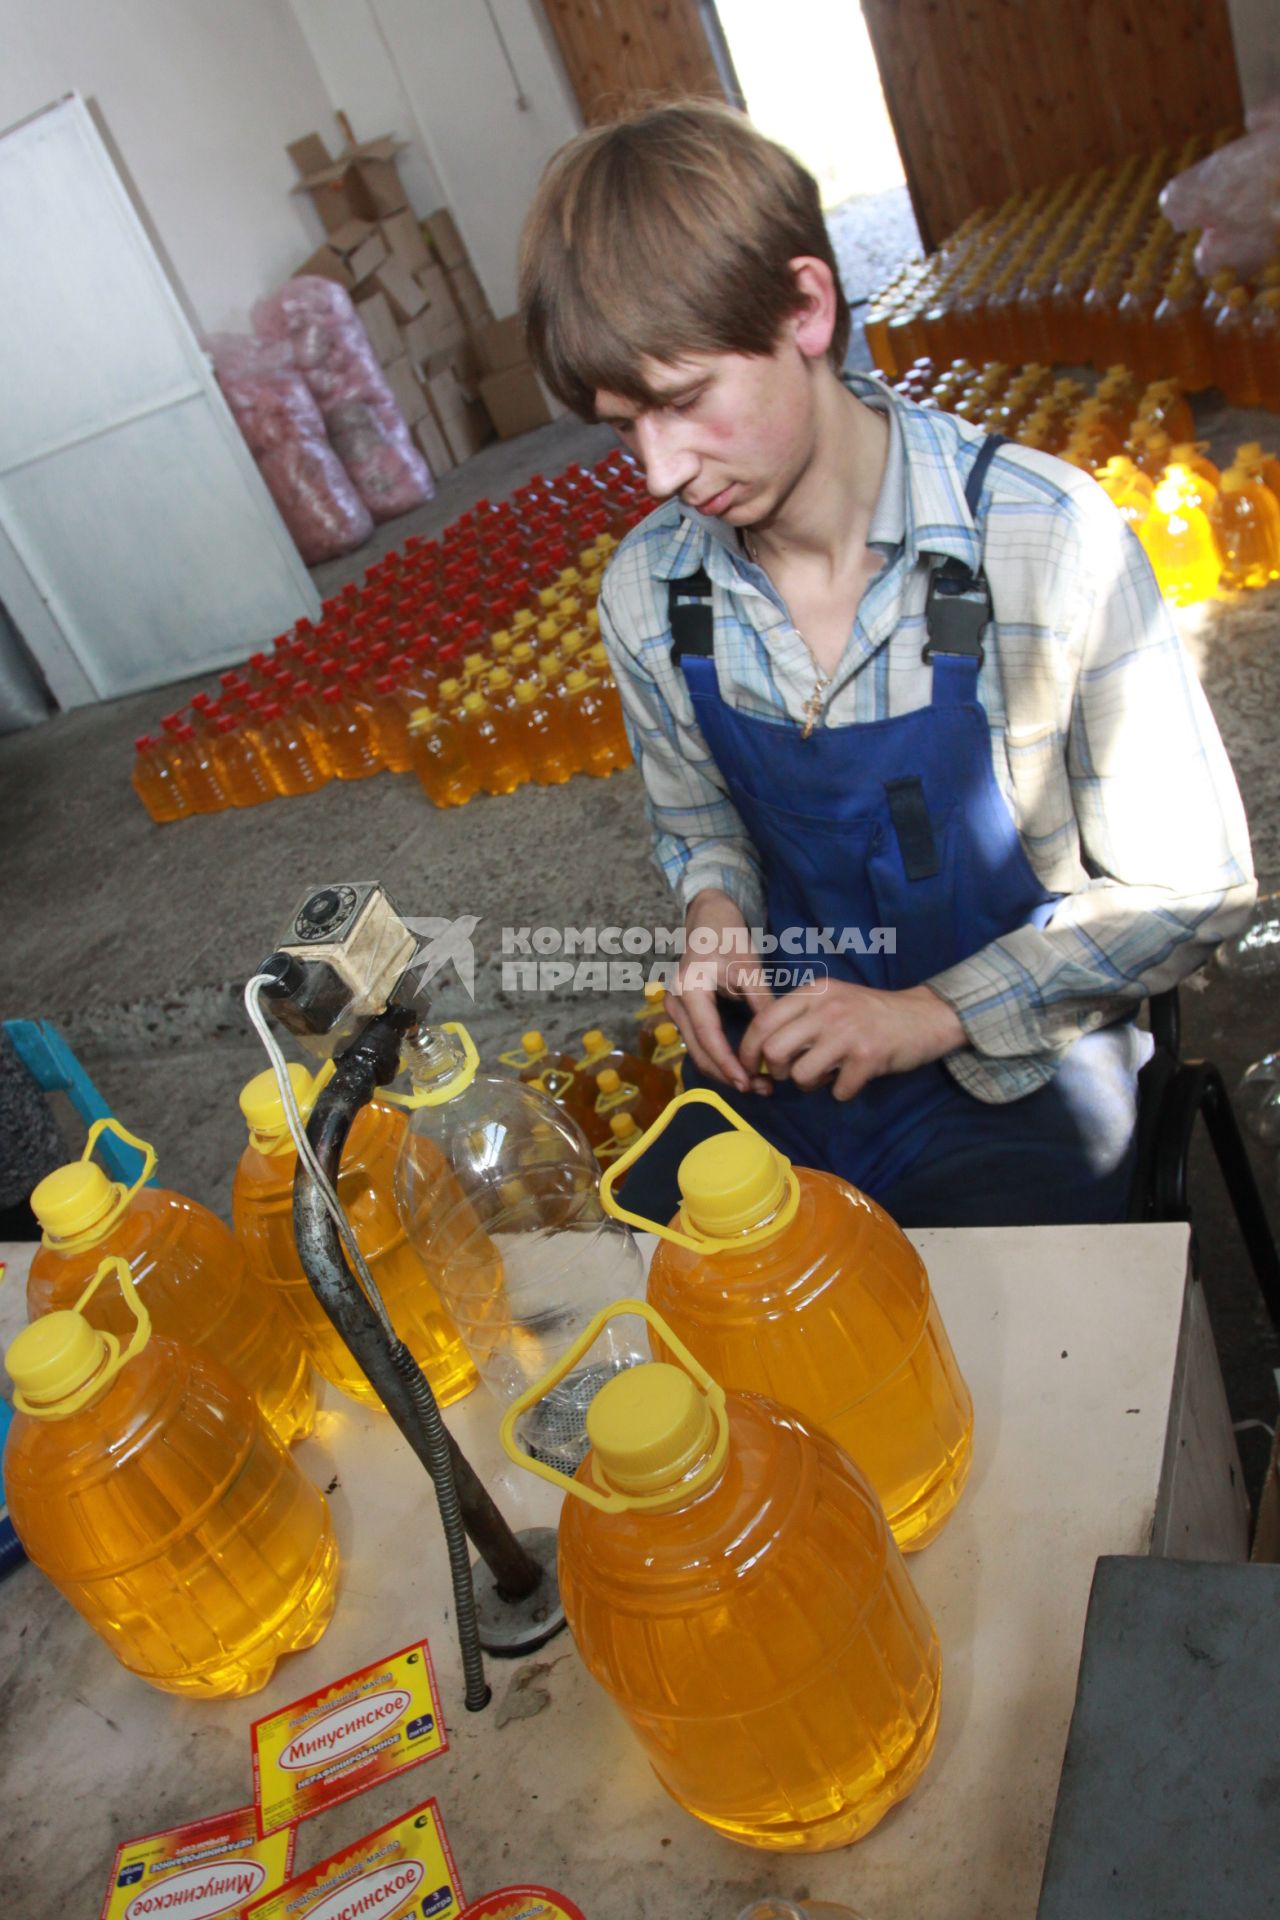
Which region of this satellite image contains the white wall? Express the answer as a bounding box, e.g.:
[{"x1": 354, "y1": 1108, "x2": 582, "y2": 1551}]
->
[
  {"x1": 292, "y1": 0, "x2": 580, "y2": 316},
  {"x1": 0, "y1": 0, "x2": 341, "y2": 333}
]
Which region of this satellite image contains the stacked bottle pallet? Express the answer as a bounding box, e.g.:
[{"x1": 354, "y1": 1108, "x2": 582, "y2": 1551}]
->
[
  {"x1": 894, "y1": 355, "x2": 1280, "y2": 602},
  {"x1": 864, "y1": 131, "x2": 1280, "y2": 396},
  {"x1": 131, "y1": 448, "x2": 653, "y2": 823}
]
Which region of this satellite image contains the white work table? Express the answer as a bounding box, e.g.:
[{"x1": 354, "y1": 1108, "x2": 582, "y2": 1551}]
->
[{"x1": 0, "y1": 1224, "x2": 1247, "y2": 1920}]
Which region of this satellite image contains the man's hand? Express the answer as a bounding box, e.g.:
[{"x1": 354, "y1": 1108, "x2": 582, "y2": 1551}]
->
[
  {"x1": 666, "y1": 889, "x2": 774, "y2": 1096},
  {"x1": 737, "y1": 978, "x2": 966, "y2": 1101}
]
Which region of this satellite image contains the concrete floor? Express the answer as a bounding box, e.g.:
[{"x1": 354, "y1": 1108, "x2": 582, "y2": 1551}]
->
[{"x1": 2, "y1": 204, "x2": 1279, "y2": 1507}]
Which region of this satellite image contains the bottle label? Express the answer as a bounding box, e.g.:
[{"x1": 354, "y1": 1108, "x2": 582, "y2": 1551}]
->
[
  {"x1": 251, "y1": 1639, "x2": 448, "y2": 1838},
  {"x1": 245, "y1": 1798, "x2": 461, "y2": 1920},
  {"x1": 460, "y1": 1892, "x2": 587, "y2": 1920},
  {"x1": 98, "y1": 1806, "x2": 294, "y2": 1920}
]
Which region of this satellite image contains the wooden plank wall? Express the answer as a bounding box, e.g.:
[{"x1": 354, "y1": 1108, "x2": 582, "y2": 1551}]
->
[
  {"x1": 540, "y1": 0, "x2": 726, "y2": 123},
  {"x1": 861, "y1": 0, "x2": 1244, "y2": 252}
]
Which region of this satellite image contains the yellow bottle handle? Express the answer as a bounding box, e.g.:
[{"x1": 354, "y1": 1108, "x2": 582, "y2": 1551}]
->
[
  {"x1": 597, "y1": 1088, "x2": 800, "y2": 1253},
  {"x1": 498, "y1": 1297, "x2": 728, "y2": 1514},
  {"x1": 382, "y1": 1022, "x2": 480, "y2": 1108},
  {"x1": 83, "y1": 1116, "x2": 157, "y2": 1198},
  {"x1": 531, "y1": 1065, "x2": 576, "y2": 1102}
]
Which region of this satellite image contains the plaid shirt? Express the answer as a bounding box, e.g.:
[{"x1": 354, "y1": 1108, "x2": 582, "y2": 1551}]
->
[{"x1": 597, "y1": 372, "x2": 1256, "y2": 1101}]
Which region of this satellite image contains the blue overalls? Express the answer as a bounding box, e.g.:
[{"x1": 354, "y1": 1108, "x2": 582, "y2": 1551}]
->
[{"x1": 623, "y1": 436, "x2": 1150, "y2": 1230}]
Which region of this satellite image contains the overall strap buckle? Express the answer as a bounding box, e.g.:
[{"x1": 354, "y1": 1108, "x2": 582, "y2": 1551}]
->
[
  {"x1": 921, "y1": 431, "x2": 1006, "y2": 669},
  {"x1": 668, "y1": 566, "x2": 714, "y2": 665}
]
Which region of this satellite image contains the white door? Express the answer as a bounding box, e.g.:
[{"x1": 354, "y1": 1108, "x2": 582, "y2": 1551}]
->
[{"x1": 0, "y1": 94, "x2": 321, "y2": 708}]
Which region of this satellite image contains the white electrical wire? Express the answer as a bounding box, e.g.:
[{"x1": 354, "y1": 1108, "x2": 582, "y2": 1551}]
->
[{"x1": 244, "y1": 975, "x2": 396, "y2": 1341}]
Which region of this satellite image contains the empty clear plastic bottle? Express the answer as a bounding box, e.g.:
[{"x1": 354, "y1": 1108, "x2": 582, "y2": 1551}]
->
[
  {"x1": 1236, "y1": 1053, "x2": 1280, "y2": 1144},
  {"x1": 392, "y1": 1023, "x2": 643, "y2": 1467}
]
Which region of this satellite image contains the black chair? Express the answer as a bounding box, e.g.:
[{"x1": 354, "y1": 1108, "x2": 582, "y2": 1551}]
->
[{"x1": 1130, "y1": 987, "x2": 1280, "y2": 1328}]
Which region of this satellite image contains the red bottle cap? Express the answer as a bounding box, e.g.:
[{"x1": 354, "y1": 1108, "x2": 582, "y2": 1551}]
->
[
  {"x1": 321, "y1": 684, "x2": 344, "y2": 705},
  {"x1": 261, "y1": 701, "x2": 283, "y2": 722}
]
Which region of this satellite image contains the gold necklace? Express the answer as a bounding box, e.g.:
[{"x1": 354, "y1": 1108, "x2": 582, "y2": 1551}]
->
[{"x1": 744, "y1": 529, "x2": 830, "y2": 739}]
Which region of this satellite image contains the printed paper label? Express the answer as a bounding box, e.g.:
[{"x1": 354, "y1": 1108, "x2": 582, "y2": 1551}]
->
[
  {"x1": 251, "y1": 1639, "x2": 447, "y2": 1837},
  {"x1": 99, "y1": 1805, "x2": 295, "y2": 1920},
  {"x1": 244, "y1": 1797, "x2": 461, "y2": 1920}
]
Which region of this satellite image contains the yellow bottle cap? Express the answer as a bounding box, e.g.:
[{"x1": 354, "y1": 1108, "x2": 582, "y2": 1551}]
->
[
  {"x1": 597, "y1": 1067, "x2": 621, "y2": 1095},
  {"x1": 490, "y1": 628, "x2": 513, "y2": 652},
  {"x1": 512, "y1": 608, "x2": 536, "y2": 631},
  {"x1": 587, "y1": 1362, "x2": 717, "y2": 1496},
  {"x1": 678, "y1": 1129, "x2": 788, "y2": 1238},
  {"x1": 238, "y1": 1062, "x2": 332, "y2": 1153},
  {"x1": 536, "y1": 617, "x2": 560, "y2": 643},
  {"x1": 565, "y1": 669, "x2": 589, "y2": 690},
  {"x1": 611, "y1": 1113, "x2": 640, "y2": 1140},
  {"x1": 643, "y1": 980, "x2": 665, "y2": 1004},
  {"x1": 514, "y1": 681, "x2": 538, "y2": 704},
  {"x1": 511, "y1": 642, "x2": 535, "y2": 665},
  {"x1": 464, "y1": 651, "x2": 487, "y2": 676},
  {"x1": 5, "y1": 1255, "x2": 151, "y2": 1419},
  {"x1": 522, "y1": 1030, "x2": 546, "y2": 1055},
  {"x1": 439, "y1": 677, "x2": 463, "y2": 701},
  {"x1": 6, "y1": 1308, "x2": 110, "y2": 1411},
  {"x1": 31, "y1": 1161, "x2": 123, "y2": 1246},
  {"x1": 463, "y1": 691, "x2": 487, "y2": 713},
  {"x1": 1220, "y1": 465, "x2": 1250, "y2": 493},
  {"x1": 408, "y1": 704, "x2": 438, "y2": 730},
  {"x1": 488, "y1": 666, "x2": 513, "y2": 690},
  {"x1": 655, "y1": 1021, "x2": 680, "y2": 1045},
  {"x1": 581, "y1": 1029, "x2": 609, "y2": 1056}
]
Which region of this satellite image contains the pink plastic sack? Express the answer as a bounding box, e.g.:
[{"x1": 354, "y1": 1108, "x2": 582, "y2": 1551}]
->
[
  {"x1": 1160, "y1": 104, "x2": 1280, "y2": 280},
  {"x1": 210, "y1": 333, "x2": 373, "y2": 562},
  {"x1": 252, "y1": 278, "x2": 434, "y2": 522}
]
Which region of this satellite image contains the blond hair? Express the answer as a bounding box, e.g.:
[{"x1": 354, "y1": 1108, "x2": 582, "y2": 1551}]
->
[{"x1": 519, "y1": 100, "x2": 850, "y2": 419}]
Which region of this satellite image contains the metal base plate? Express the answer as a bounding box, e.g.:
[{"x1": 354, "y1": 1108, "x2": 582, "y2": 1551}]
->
[{"x1": 471, "y1": 1527, "x2": 565, "y2": 1656}]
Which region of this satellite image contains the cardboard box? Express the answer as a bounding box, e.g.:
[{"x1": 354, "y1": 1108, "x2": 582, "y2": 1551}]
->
[
  {"x1": 310, "y1": 174, "x2": 373, "y2": 235},
  {"x1": 287, "y1": 133, "x2": 332, "y2": 179},
  {"x1": 425, "y1": 340, "x2": 483, "y2": 399},
  {"x1": 348, "y1": 232, "x2": 389, "y2": 287},
  {"x1": 413, "y1": 412, "x2": 455, "y2": 476},
  {"x1": 425, "y1": 362, "x2": 492, "y2": 463},
  {"x1": 480, "y1": 363, "x2": 555, "y2": 439},
  {"x1": 424, "y1": 207, "x2": 468, "y2": 269},
  {"x1": 447, "y1": 263, "x2": 491, "y2": 327},
  {"x1": 374, "y1": 257, "x2": 428, "y2": 323},
  {"x1": 355, "y1": 291, "x2": 404, "y2": 367},
  {"x1": 349, "y1": 136, "x2": 408, "y2": 218},
  {"x1": 402, "y1": 299, "x2": 468, "y2": 366},
  {"x1": 473, "y1": 314, "x2": 528, "y2": 377},
  {"x1": 382, "y1": 354, "x2": 431, "y2": 427},
  {"x1": 380, "y1": 208, "x2": 431, "y2": 275},
  {"x1": 326, "y1": 217, "x2": 377, "y2": 260},
  {"x1": 294, "y1": 246, "x2": 356, "y2": 292}
]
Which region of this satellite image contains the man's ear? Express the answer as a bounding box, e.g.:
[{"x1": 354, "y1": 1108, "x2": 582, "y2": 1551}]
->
[{"x1": 786, "y1": 256, "x2": 839, "y2": 361}]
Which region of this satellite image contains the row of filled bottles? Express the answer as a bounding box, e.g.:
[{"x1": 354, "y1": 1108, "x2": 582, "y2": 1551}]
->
[
  {"x1": 493, "y1": 995, "x2": 687, "y2": 1168},
  {"x1": 131, "y1": 447, "x2": 654, "y2": 821},
  {"x1": 864, "y1": 131, "x2": 1280, "y2": 392},
  {"x1": 892, "y1": 356, "x2": 1280, "y2": 601}
]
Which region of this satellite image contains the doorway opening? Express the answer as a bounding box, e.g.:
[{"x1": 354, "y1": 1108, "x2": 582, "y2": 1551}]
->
[{"x1": 709, "y1": 0, "x2": 922, "y2": 360}]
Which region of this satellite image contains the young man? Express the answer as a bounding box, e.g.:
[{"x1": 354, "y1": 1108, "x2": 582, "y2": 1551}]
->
[{"x1": 518, "y1": 102, "x2": 1255, "y2": 1227}]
